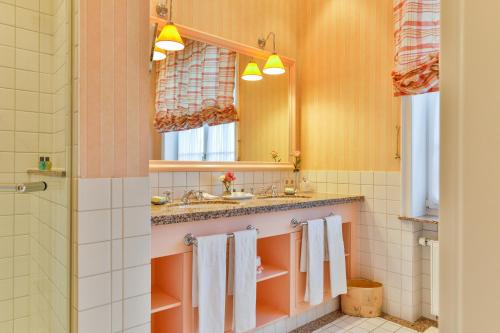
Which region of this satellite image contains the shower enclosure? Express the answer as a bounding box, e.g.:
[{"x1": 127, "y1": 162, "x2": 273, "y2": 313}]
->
[{"x1": 0, "y1": 0, "x2": 72, "y2": 332}]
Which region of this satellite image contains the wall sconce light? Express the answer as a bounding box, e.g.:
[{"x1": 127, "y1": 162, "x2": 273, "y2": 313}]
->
[
  {"x1": 258, "y1": 32, "x2": 286, "y2": 75},
  {"x1": 155, "y1": 0, "x2": 185, "y2": 52},
  {"x1": 241, "y1": 60, "x2": 263, "y2": 81}
]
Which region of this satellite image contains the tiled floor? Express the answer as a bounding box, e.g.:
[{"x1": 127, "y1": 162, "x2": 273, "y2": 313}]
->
[{"x1": 313, "y1": 315, "x2": 419, "y2": 333}]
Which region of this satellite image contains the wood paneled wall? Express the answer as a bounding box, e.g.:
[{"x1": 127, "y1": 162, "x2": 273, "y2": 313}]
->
[
  {"x1": 298, "y1": 0, "x2": 401, "y2": 171},
  {"x1": 79, "y1": 0, "x2": 150, "y2": 177},
  {"x1": 150, "y1": 0, "x2": 298, "y2": 59},
  {"x1": 237, "y1": 55, "x2": 290, "y2": 162}
]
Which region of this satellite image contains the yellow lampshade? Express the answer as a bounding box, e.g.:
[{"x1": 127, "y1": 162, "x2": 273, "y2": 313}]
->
[
  {"x1": 152, "y1": 45, "x2": 167, "y2": 61},
  {"x1": 156, "y1": 23, "x2": 185, "y2": 51},
  {"x1": 241, "y1": 61, "x2": 263, "y2": 81},
  {"x1": 263, "y1": 53, "x2": 285, "y2": 75}
]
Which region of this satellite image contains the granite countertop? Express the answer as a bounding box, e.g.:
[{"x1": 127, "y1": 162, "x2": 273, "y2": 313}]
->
[{"x1": 151, "y1": 193, "x2": 364, "y2": 225}]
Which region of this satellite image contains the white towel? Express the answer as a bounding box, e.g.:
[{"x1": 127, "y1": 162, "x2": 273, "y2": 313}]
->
[
  {"x1": 299, "y1": 219, "x2": 324, "y2": 305},
  {"x1": 325, "y1": 215, "x2": 347, "y2": 298},
  {"x1": 227, "y1": 230, "x2": 257, "y2": 333},
  {"x1": 192, "y1": 234, "x2": 228, "y2": 333}
]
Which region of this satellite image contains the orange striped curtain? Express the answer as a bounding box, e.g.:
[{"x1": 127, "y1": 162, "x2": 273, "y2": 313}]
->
[
  {"x1": 154, "y1": 39, "x2": 238, "y2": 133},
  {"x1": 392, "y1": 0, "x2": 440, "y2": 96}
]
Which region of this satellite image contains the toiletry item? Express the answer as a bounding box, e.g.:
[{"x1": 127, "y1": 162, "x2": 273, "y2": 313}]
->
[
  {"x1": 301, "y1": 177, "x2": 314, "y2": 193},
  {"x1": 44, "y1": 157, "x2": 52, "y2": 171},
  {"x1": 151, "y1": 196, "x2": 167, "y2": 205},
  {"x1": 256, "y1": 256, "x2": 264, "y2": 274},
  {"x1": 38, "y1": 157, "x2": 46, "y2": 171},
  {"x1": 284, "y1": 179, "x2": 296, "y2": 195}
]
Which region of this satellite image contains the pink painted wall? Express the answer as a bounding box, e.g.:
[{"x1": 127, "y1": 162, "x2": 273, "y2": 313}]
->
[{"x1": 78, "y1": 0, "x2": 151, "y2": 178}]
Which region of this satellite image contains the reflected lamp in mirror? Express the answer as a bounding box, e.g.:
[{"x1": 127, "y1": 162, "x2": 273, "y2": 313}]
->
[
  {"x1": 152, "y1": 44, "x2": 167, "y2": 61},
  {"x1": 241, "y1": 60, "x2": 263, "y2": 81}
]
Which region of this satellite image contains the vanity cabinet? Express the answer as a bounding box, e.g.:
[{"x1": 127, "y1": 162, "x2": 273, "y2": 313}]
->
[{"x1": 150, "y1": 202, "x2": 360, "y2": 333}]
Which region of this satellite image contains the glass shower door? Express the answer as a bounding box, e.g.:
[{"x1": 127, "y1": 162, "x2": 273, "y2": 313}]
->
[{"x1": 0, "y1": 0, "x2": 71, "y2": 332}]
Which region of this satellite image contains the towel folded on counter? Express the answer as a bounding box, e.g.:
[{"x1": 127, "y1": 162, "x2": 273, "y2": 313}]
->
[
  {"x1": 228, "y1": 229, "x2": 257, "y2": 333},
  {"x1": 324, "y1": 215, "x2": 347, "y2": 298},
  {"x1": 300, "y1": 218, "x2": 325, "y2": 305},
  {"x1": 192, "y1": 234, "x2": 228, "y2": 333}
]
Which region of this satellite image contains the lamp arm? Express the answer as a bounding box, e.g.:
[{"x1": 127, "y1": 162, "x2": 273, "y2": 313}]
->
[{"x1": 258, "y1": 32, "x2": 277, "y2": 53}]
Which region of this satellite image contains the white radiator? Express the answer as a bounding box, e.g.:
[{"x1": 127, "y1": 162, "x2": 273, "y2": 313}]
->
[{"x1": 419, "y1": 237, "x2": 439, "y2": 317}]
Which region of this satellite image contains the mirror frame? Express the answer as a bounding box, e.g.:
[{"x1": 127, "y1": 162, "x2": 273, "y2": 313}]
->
[{"x1": 149, "y1": 17, "x2": 297, "y2": 172}]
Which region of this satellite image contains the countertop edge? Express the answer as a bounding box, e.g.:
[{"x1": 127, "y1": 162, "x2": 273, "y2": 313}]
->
[
  {"x1": 151, "y1": 196, "x2": 364, "y2": 225},
  {"x1": 399, "y1": 215, "x2": 439, "y2": 225}
]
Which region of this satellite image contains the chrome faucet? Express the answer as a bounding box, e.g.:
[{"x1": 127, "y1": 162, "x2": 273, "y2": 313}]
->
[
  {"x1": 181, "y1": 190, "x2": 199, "y2": 204},
  {"x1": 260, "y1": 184, "x2": 278, "y2": 197},
  {"x1": 162, "y1": 190, "x2": 173, "y2": 203}
]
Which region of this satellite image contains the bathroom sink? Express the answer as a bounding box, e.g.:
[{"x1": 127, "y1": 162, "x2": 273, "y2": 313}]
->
[{"x1": 256, "y1": 194, "x2": 312, "y2": 199}]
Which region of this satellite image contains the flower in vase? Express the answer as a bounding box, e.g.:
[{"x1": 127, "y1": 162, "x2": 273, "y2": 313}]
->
[
  {"x1": 293, "y1": 150, "x2": 301, "y2": 173},
  {"x1": 271, "y1": 150, "x2": 282, "y2": 163}
]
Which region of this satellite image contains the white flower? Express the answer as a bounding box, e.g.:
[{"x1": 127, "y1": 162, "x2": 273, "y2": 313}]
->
[{"x1": 219, "y1": 175, "x2": 226, "y2": 182}]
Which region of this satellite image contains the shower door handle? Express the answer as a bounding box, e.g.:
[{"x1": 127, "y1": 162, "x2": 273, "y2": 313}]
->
[{"x1": 0, "y1": 181, "x2": 48, "y2": 193}]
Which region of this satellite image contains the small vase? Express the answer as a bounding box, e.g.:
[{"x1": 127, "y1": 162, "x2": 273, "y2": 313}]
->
[
  {"x1": 223, "y1": 183, "x2": 232, "y2": 196},
  {"x1": 294, "y1": 171, "x2": 301, "y2": 193}
]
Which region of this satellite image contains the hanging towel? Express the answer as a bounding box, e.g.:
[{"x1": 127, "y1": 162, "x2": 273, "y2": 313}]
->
[
  {"x1": 299, "y1": 219, "x2": 324, "y2": 305},
  {"x1": 192, "y1": 234, "x2": 228, "y2": 333},
  {"x1": 325, "y1": 215, "x2": 347, "y2": 298},
  {"x1": 227, "y1": 229, "x2": 257, "y2": 333}
]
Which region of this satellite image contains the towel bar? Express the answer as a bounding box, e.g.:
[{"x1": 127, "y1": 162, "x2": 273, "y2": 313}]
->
[
  {"x1": 290, "y1": 212, "x2": 335, "y2": 228},
  {"x1": 184, "y1": 225, "x2": 258, "y2": 246}
]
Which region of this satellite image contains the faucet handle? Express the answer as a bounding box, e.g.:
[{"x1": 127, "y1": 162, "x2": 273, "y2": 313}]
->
[
  {"x1": 163, "y1": 190, "x2": 172, "y2": 203},
  {"x1": 197, "y1": 190, "x2": 204, "y2": 201}
]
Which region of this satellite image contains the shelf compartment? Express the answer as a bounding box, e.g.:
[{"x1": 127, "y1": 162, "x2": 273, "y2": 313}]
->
[
  {"x1": 255, "y1": 302, "x2": 288, "y2": 328},
  {"x1": 257, "y1": 264, "x2": 288, "y2": 283},
  {"x1": 152, "y1": 286, "x2": 181, "y2": 314}
]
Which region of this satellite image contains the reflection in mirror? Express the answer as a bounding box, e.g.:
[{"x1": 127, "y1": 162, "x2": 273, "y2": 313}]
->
[{"x1": 150, "y1": 35, "x2": 292, "y2": 163}]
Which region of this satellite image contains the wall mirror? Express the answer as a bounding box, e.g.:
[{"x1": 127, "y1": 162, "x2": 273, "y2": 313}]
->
[{"x1": 149, "y1": 20, "x2": 296, "y2": 170}]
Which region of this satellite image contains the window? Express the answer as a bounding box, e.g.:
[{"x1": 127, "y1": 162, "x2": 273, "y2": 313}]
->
[
  {"x1": 402, "y1": 92, "x2": 440, "y2": 216},
  {"x1": 162, "y1": 123, "x2": 236, "y2": 161}
]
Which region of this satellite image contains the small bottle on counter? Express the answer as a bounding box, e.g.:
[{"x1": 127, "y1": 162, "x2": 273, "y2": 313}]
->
[
  {"x1": 45, "y1": 157, "x2": 52, "y2": 171},
  {"x1": 38, "y1": 156, "x2": 46, "y2": 171}
]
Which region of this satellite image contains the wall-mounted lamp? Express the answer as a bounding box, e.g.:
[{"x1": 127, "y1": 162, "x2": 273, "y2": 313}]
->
[
  {"x1": 241, "y1": 60, "x2": 263, "y2": 81},
  {"x1": 258, "y1": 32, "x2": 285, "y2": 75},
  {"x1": 155, "y1": 0, "x2": 185, "y2": 52},
  {"x1": 152, "y1": 44, "x2": 167, "y2": 61}
]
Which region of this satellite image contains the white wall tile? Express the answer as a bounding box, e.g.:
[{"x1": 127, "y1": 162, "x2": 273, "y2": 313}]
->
[
  {"x1": 77, "y1": 210, "x2": 111, "y2": 244},
  {"x1": 112, "y1": 271, "x2": 123, "y2": 302},
  {"x1": 123, "y1": 294, "x2": 150, "y2": 329},
  {"x1": 124, "y1": 265, "x2": 150, "y2": 298},
  {"x1": 124, "y1": 323, "x2": 150, "y2": 333},
  {"x1": 112, "y1": 239, "x2": 122, "y2": 271},
  {"x1": 158, "y1": 172, "x2": 172, "y2": 187},
  {"x1": 111, "y1": 178, "x2": 123, "y2": 208},
  {"x1": 78, "y1": 178, "x2": 111, "y2": 211},
  {"x1": 78, "y1": 273, "x2": 111, "y2": 310},
  {"x1": 360, "y1": 171, "x2": 373, "y2": 184},
  {"x1": 123, "y1": 206, "x2": 150, "y2": 237},
  {"x1": 123, "y1": 177, "x2": 150, "y2": 207},
  {"x1": 112, "y1": 301, "x2": 123, "y2": 332},
  {"x1": 111, "y1": 208, "x2": 123, "y2": 240},
  {"x1": 123, "y1": 236, "x2": 150, "y2": 268},
  {"x1": 78, "y1": 242, "x2": 111, "y2": 277},
  {"x1": 78, "y1": 304, "x2": 111, "y2": 333}
]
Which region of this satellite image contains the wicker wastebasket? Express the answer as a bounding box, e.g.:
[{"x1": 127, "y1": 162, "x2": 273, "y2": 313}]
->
[{"x1": 341, "y1": 279, "x2": 383, "y2": 318}]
